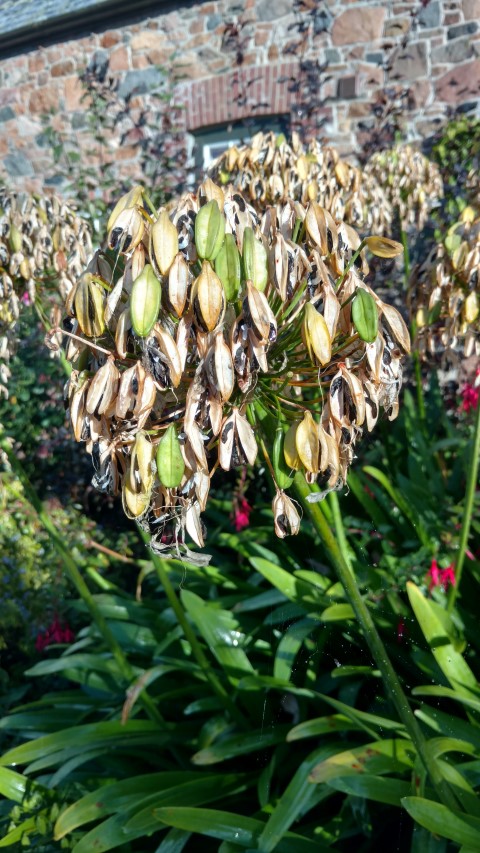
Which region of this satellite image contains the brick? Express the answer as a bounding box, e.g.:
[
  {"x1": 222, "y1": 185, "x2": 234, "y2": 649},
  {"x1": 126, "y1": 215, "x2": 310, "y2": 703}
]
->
[{"x1": 51, "y1": 59, "x2": 75, "y2": 77}]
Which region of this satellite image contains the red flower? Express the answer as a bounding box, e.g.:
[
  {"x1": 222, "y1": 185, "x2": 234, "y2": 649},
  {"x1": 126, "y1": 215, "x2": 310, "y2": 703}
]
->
[
  {"x1": 36, "y1": 617, "x2": 75, "y2": 652},
  {"x1": 460, "y1": 383, "x2": 479, "y2": 414},
  {"x1": 426, "y1": 558, "x2": 456, "y2": 593},
  {"x1": 234, "y1": 497, "x2": 252, "y2": 532}
]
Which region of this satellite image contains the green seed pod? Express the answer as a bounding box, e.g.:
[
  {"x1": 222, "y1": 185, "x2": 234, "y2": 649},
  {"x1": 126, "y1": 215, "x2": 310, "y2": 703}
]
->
[
  {"x1": 273, "y1": 428, "x2": 295, "y2": 490},
  {"x1": 195, "y1": 200, "x2": 225, "y2": 261},
  {"x1": 215, "y1": 233, "x2": 241, "y2": 301},
  {"x1": 9, "y1": 224, "x2": 22, "y2": 253},
  {"x1": 74, "y1": 274, "x2": 105, "y2": 338},
  {"x1": 242, "y1": 227, "x2": 268, "y2": 292},
  {"x1": 156, "y1": 424, "x2": 185, "y2": 488},
  {"x1": 130, "y1": 264, "x2": 161, "y2": 338},
  {"x1": 351, "y1": 288, "x2": 378, "y2": 343}
]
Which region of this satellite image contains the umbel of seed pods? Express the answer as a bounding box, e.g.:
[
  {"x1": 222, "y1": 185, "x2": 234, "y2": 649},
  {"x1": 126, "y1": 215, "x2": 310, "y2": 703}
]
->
[
  {"x1": 61, "y1": 178, "x2": 409, "y2": 562},
  {"x1": 0, "y1": 188, "x2": 92, "y2": 397},
  {"x1": 208, "y1": 131, "x2": 392, "y2": 237},
  {"x1": 409, "y1": 206, "x2": 480, "y2": 359},
  {"x1": 364, "y1": 144, "x2": 444, "y2": 231}
]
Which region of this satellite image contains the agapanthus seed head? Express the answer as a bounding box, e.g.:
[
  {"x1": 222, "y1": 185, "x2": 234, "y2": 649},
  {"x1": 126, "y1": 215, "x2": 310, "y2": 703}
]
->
[{"x1": 59, "y1": 165, "x2": 409, "y2": 562}]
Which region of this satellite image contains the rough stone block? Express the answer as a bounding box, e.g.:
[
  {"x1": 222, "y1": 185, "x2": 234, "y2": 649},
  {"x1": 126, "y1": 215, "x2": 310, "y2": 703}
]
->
[
  {"x1": 463, "y1": 0, "x2": 480, "y2": 20},
  {"x1": 4, "y1": 149, "x2": 34, "y2": 177},
  {"x1": 51, "y1": 59, "x2": 75, "y2": 78},
  {"x1": 257, "y1": 0, "x2": 291, "y2": 21},
  {"x1": 365, "y1": 52, "x2": 384, "y2": 65},
  {"x1": 384, "y1": 17, "x2": 410, "y2": 37},
  {"x1": 0, "y1": 106, "x2": 15, "y2": 122},
  {"x1": 448, "y1": 22, "x2": 478, "y2": 39},
  {"x1": 118, "y1": 68, "x2": 165, "y2": 99},
  {"x1": 418, "y1": 1, "x2": 441, "y2": 28},
  {"x1": 332, "y1": 6, "x2": 386, "y2": 45},
  {"x1": 207, "y1": 14, "x2": 222, "y2": 31},
  {"x1": 435, "y1": 59, "x2": 480, "y2": 103},
  {"x1": 432, "y1": 37, "x2": 474, "y2": 63},
  {"x1": 389, "y1": 41, "x2": 427, "y2": 80},
  {"x1": 325, "y1": 48, "x2": 341, "y2": 63}
]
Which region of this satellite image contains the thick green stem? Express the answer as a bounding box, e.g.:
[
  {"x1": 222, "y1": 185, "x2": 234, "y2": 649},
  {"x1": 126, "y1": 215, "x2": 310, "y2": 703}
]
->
[
  {"x1": 328, "y1": 491, "x2": 353, "y2": 574},
  {"x1": 447, "y1": 398, "x2": 480, "y2": 612},
  {"x1": 293, "y1": 473, "x2": 459, "y2": 811},
  {"x1": 0, "y1": 434, "x2": 164, "y2": 725},
  {"x1": 139, "y1": 528, "x2": 248, "y2": 728}
]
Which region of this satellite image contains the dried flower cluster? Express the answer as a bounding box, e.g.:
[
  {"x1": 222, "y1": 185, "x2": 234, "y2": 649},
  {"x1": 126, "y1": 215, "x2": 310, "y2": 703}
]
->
[
  {"x1": 208, "y1": 131, "x2": 392, "y2": 236},
  {"x1": 364, "y1": 144, "x2": 443, "y2": 230},
  {"x1": 0, "y1": 189, "x2": 92, "y2": 396},
  {"x1": 410, "y1": 208, "x2": 480, "y2": 358},
  {"x1": 57, "y1": 178, "x2": 409, "y2": 561}
]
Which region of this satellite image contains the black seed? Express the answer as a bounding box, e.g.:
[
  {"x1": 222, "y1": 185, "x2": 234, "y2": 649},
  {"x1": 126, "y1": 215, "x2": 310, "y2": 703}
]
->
[
  {"x1": 221, "y1": 421, "x2": 234, "y2": 443},
  {"x1": 331, "y1": 377, "x2": 343, "y2": 395}
]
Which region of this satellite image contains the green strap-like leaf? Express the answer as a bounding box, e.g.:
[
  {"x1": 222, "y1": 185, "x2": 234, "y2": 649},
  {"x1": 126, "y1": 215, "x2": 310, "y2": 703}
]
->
[
  {"x1": 402, "y1": 797, "x2": 480, "y2": 850},
  {"x1": 407, "y1": 582, "x2": 478, "y2": 699}
]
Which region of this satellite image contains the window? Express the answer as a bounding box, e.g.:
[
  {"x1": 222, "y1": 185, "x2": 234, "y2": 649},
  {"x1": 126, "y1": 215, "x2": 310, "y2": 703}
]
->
[{"x1": 192, "y1": 115, "x2": 290, "y2": 177}]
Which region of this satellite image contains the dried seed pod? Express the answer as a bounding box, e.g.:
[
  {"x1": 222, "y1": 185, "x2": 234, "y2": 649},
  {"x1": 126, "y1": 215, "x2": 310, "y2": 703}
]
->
[
  {"x1": 296, "y1": 411, "x2": 320, "y2": 474},
  {"x1": 167, "y1": 253, "x2": 190, "y2": 317},
  {"x1": 153, "y1": 323, "x2": 182, "y2": 388},
  {"x1": 195, "y1": 199, "x2": 225, "y2": 261},
  {"x1": 219, "y1": 408, "x2": 257, "y2": 470},
  {"x1": 130, "y1": 265, "x2": 161, "y2": 338},
  {"x1": 381, "y1": 303, "x2": 411, "y2": 353},
  {"x1": 284, "y1": 422, "x2": 301, "y2": 471},
  {"x1": 192, "y1": 261, "x2": 226, "y2": 332},
  {"x1": 151, "y1": 210, "x2": 179, "y2": 276},
  {"x1": 86, "y1": 357, "x2": 120, "y2": 416},
  {"x1": 302, "y1": 302, "x2": 331, "y2": 365},
  {"x1": 107, "y1": 186, "x2": 144, "y2": 233},
  {"x1": 273, "y1": 490, "x2": 301, "y2": 538},
  {"x1": 108, "y1": 207, "x2": 145, "y2": 254},
  {"x1": 365, "y1": 236, "x2": 403, "y2": 259},
  {"x1": 210, "y1": 330, "x2": 235, "y2": 402},
  {"x1": 74, "y1": 274, "x2": 105, "y2": 338},
  {"x1": 245, "y1": 280, "x2": 277, "y2": 344}
]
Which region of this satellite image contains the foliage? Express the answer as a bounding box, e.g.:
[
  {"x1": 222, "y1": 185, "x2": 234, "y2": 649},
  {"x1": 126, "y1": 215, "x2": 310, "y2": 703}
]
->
[
  {"x1": 429, "y1": 116, "x2": 480, "y2": 224},
  {"x1": 0, "y1": 373, "x2": 479, "y2": 850},
  {"x1": 41, "y1": 53, "x2": 188, "y2": 235}
]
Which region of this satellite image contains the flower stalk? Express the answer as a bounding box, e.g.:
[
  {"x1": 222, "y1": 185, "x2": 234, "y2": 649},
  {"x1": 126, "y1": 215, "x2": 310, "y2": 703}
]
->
[
  {"x1": 447, "y1": 395, "x2": 480, "y2": 612},
  {"x1": 293, "y1": 471, "x2": 458, "y2": 811},
  {"x1": 137, "y1": 527, "x2": 248, "y2": 729}
]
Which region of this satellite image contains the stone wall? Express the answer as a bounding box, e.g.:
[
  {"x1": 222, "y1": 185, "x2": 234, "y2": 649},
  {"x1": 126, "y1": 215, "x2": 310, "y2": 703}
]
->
[{"x1": 0, "y1": 0, "x2": 479, "y2": 195}]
